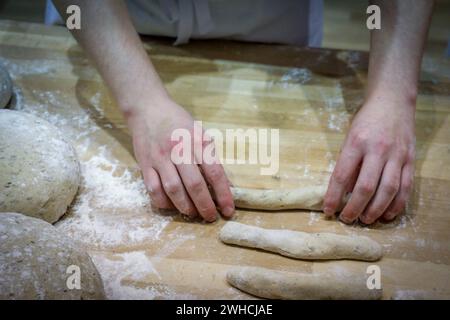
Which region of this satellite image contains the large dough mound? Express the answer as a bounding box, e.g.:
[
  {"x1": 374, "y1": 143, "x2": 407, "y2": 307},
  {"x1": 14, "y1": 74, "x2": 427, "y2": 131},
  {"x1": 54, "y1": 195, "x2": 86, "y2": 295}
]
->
[
  {"x1": 0, "y1": 110, "x2": 80, "y2": 223},
  {"x1": 0, "y1": 212, "x2": 106, "y2": 300},
  {"x1": 0, "y1": 64, "x2": 12, "y2": 109}
]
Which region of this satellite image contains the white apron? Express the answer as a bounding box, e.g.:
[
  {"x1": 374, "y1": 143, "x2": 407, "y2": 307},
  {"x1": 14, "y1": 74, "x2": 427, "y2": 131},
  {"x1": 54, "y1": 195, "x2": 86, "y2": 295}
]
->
[{"x1": 46, "y1": 0, "x2": 323, "y2": 46}]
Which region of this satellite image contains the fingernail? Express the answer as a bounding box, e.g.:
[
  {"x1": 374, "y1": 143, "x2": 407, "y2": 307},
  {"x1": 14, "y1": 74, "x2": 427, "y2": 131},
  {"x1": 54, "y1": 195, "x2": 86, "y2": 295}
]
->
[
  {"x1": 339, "y1": 216, "x2": 352, "y2": 224},
  {"x1": 323, "y1": 206, "x2": 334, "y2": 216},
  {"x1": 223, "y1": 206, "x2": 235, "y2": 217},
  {"x1": 359, "y1": 215, "x2": 370, "y2": 225}
]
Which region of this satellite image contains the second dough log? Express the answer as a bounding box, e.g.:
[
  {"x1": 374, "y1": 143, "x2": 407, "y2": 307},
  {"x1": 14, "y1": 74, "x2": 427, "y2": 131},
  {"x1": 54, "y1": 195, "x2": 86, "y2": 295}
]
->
[{"x1": 220, "y1": 221, "x2": 383, "y2": 261}]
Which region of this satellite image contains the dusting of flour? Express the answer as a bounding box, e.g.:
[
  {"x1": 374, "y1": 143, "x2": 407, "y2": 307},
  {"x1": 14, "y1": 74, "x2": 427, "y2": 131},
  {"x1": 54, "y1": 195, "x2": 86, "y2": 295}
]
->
[{"x1": 3, "y1": 58, "x2": 177, "y2": 299}]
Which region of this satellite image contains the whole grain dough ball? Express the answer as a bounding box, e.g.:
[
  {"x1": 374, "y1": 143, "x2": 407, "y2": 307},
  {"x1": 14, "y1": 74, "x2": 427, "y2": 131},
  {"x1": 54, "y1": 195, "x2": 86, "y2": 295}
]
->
[
  {"x1": 0, "y1": 110, "x2": 80, "y2": 223},
  {"x1": 0, "y1": 63, "x2": 12, "y2": 108},
  {"x1": 0, "y1": 212, "x2": 105, "y2": 300}
]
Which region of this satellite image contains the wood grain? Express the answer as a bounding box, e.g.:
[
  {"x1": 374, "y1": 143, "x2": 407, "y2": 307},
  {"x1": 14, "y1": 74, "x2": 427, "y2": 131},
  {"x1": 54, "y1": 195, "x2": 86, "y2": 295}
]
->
[{"x1": 0, "y1": 19, "x2": 449, "y2": 299}]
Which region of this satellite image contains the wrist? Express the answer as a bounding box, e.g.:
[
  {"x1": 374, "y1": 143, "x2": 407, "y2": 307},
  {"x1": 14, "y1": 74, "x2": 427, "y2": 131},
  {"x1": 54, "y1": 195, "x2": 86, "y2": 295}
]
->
[
  {"x1": 119, "y1": 88, "x2": 172, "y2": 120},
  {"x1": 365, "y1": 85, "x2": 418, "y2": 112}
]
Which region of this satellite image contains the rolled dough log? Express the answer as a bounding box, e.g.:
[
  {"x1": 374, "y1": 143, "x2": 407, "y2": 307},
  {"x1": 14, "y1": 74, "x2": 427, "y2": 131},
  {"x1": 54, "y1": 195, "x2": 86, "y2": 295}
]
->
[
  {"x1": 0, "y1": 110, "x2": 81, "y2": 223},
  {"x1": 230, "y1": 186, "x2": 327, "y2": 211},
  {"x1": 0, "y1": 212, "x2": 106, "y2": 300},
  {"x1": 220, "y1": 221, "x2": 383, "y2": 261},
  {"x1": 0, "y1": 63, "x2": 12, "y2": 109},
  {"x1": 227, "y1": 266, "x2": 382, "y2": 300}
]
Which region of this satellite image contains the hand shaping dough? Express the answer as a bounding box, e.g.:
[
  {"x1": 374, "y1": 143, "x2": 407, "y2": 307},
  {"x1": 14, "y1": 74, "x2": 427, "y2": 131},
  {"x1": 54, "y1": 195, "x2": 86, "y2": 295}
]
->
[
  {"x1": 227, "y1": 266, "x2": 382, "y2": 300},
  {"x1": 0, "y1": 212, "x2": 105, "y2": 300},
  {"x1": 230, "y1": 186, "x2": 327, "y2": 211},
  {"x1": 220, "y1": 221, "x2": 383, "y2": 261},
  {"x1": 0, "y1": 110, "x2": 80, "y2": 223},
  {"x1": 0, "y1": 63, "x2": 12, "y2": 109}
]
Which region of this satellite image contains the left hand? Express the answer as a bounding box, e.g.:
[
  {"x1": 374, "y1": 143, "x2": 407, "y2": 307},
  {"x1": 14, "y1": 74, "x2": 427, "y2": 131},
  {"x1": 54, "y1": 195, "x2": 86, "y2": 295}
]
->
[{"x1": 323, "y1": 96, "x2": 416, "y2": 224}]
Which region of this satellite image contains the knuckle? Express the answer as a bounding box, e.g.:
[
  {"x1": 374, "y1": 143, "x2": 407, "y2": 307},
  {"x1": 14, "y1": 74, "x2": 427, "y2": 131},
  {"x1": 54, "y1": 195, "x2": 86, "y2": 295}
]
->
[
  {"x1": 207, "y1": 166, "x2": 223, "y2": 182},
  {"x1": 149, "y1": 194, "x2": 169, "y2": 208},
  {"x1": 163, "y1": 182, "x2": 181, "y2": 195},
  {"x1": 397, "y1": 146, "x2": 409, "y2": 160},
  {"x1": 358, "y1": 181, "x2": 376, "y2": 195},
  {"x1": 333, "y1": 170, "x2": 348, "y2": 185},
  {"x1": 350, "y1": 132, "x2": 367, "y2": 148},
  {"x1": 383, "y1": 181, "x2": 399, "y2": 195},
  {"x1": 187, "y1": 178, "x2": 204, "y2": 192},
  {"x1": 147, "y1": 179, "x2": 162, "y2": 195},
  {"x1": 374, "y1": 139, "x2": 393, "y2": 154}
]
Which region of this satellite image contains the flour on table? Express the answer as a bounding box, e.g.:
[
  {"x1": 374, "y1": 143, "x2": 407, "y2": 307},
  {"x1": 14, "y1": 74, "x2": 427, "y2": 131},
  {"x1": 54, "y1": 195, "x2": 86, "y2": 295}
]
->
[
  {"x1": 0, "y1": 58, "x2": 64, "y2": 78},
  {"x1": 5, "y1": 56, "x2": 173, "y2": 248},
  {"x1": 392, "y1": 289, "x2": 430, "y2": 300},
  {"x1": 308, "y1": 211, "x2": 321, "y2": 226},
  {"x1": 56, "y1": 146, "x2": 172, "y2": 247},
  {"x1": 89, "y1": 92, "x2": 105, "y2": 118},
  {"x1": 267, "y1": 67, "x2": 312, "y2": 89},
  {"x1": 280, "y1": 68, "x2": 312, "y2": 86},
  {"x1": 91, "y1": 251, "x2": 197, "y2": 299},
  {"x1": 2, "y1": 56, "x2": 184, "y2": 299},
  {"x1": 153, "y1": 229, "x2": 196, "y2": 259},
  {"x1": 327, "y1": 111, "x2": 348, "y2": 132}
]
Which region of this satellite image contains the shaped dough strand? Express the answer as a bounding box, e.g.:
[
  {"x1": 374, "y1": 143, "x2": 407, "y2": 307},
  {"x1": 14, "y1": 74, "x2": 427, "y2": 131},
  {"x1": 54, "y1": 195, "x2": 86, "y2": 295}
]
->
[
  {"x1": 227, "y1": 266, "x2": 382, "y2": 300},
  {"x1": 230, "y1": 186, "x2": 327, "y2": 211},
  {"x1": 220, "y1": 221, "x2": 383, "y2": 261}
]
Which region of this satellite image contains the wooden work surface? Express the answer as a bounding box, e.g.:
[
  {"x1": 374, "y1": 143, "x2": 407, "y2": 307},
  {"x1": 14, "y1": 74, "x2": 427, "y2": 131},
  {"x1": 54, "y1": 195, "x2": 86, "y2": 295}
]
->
[{"x1": 0, "y1": 20, "x2": 449, "y2": 299}]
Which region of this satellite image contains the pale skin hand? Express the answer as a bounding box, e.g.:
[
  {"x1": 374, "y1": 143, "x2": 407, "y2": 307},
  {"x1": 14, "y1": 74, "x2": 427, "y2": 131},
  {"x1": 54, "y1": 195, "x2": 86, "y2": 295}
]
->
[
  {"x1": 54, "y1": 0, "x2": 235, "y2": 221},
  {"x1": 127, "y1": 99, "x2": 235, "y2": 221},
  {"x1": 325, "y1": 96, "x2": 416, "y2": 224},
  {"x1": 323, "y1": 0, "x2": 434, "y2": 224}
]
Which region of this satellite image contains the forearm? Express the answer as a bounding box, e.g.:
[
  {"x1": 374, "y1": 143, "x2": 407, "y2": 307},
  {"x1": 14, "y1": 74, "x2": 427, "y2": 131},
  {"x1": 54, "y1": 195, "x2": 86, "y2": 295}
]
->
[
  {"x1": 54, "y1": 0, "x2": 169, "y2": 116},
  {"x1": 366, "y1": 0, "x2": 434, "y2": 107}
]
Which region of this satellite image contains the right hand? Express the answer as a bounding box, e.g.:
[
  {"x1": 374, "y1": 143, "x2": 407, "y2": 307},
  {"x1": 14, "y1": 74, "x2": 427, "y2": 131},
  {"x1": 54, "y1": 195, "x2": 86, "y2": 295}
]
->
[{"x1": 125, "y1": 97, "x2": 235, "y2": 222}]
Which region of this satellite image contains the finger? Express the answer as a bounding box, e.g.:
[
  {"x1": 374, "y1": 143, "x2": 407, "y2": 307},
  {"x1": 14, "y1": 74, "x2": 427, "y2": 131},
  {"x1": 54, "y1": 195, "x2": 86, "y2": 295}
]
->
[
  {"x1": 382, "y1": 162, "x2": 414, "y2": 221},
  {"x1": 339, "y1": 156, "x2": 384, "y2": 224},
  {"x1": 177, "y1": 163, "x2": 218, "y2": 222},
  {"x1": 346, "y1": 164, "x2": 360, "y2": 193},
  {"x1": 143, "y1": 167, "x2": 175, "y2": 209},
  {"x1": 323, "y1": 148, "x2": 363, "y2": 217},
  {"x1": 201, "y1": 162, "x2": 235, "y2": 218},
  {"x1": 158, "y1": 163, "x2": 198, "y2": 218},
  {"x1": 198, "y1": 133, "x2": 235, "y2": 217},
  {"x1": 359, "y1": 160, "x2": 401, "y2": 224}
]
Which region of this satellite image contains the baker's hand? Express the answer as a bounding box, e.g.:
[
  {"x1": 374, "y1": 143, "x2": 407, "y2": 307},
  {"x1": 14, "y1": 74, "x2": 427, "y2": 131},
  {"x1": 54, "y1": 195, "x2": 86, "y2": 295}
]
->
[
  {"x1": 125, "y1": 97, "x2": 235, "y2": 222},
  {"x1": 323, "y1": 96, "x2": 416, "y2": 224}
]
